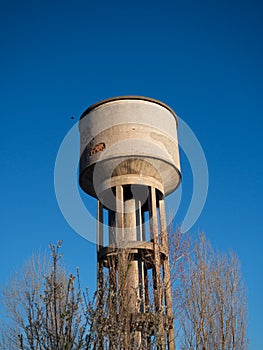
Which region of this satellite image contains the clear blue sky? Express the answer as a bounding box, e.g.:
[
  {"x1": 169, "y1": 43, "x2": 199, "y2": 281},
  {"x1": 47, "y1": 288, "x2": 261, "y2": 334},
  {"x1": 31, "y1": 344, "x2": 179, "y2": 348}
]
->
[{"x1": 0, "y1": 0, "x2": 262, "y2": 348}]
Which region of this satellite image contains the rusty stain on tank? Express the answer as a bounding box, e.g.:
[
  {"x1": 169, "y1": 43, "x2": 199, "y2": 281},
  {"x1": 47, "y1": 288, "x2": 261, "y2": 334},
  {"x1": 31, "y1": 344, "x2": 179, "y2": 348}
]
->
[{"x1": 89, "y1": 142, "x2": 105, "y2": 155}]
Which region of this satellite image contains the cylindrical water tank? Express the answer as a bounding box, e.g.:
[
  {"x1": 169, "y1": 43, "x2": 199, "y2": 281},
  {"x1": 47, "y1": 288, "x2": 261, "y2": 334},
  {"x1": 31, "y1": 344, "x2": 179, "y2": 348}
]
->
[{"x1": 79, "y1": 96, "x2": 181, "y2": 198}]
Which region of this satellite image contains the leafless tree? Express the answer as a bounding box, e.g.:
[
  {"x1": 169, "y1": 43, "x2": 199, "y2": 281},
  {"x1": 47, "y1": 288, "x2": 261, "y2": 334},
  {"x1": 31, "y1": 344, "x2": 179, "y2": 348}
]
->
[
  {"x1": 0, "y1": 243, "x2": 164, "y2": 350},
  {"x1": 1, "y1": 233, "x2": 248, "y2": 350},
  {"x1": 171, "y1": 233, "x2": 248, "y2": 350},
  {"x1": 0, "y1": 242, "x2": 90, "y2": 350}
]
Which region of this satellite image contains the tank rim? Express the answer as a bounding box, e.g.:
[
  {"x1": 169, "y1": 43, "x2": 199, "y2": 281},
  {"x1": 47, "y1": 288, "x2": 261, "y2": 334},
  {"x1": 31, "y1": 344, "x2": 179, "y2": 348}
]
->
[{"x1": 80, "y1": 96, "x2": 178, "y2": 125}]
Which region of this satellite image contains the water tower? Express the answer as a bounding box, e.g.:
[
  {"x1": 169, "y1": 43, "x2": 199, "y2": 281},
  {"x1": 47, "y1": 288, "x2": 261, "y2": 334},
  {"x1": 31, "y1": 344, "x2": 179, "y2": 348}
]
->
[{"x1": 79, "y1": 96, "x2": 181, "y2": 349}]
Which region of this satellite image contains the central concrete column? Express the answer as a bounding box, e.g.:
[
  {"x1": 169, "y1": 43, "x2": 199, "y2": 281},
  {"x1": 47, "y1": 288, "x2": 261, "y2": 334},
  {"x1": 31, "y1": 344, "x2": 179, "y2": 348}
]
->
[
  {"x1": 124, "y1": 199, "x2": 141, "y2": 347},
  {"x1": 124, "y1": 199, "x2": 139, "y2": 310}
]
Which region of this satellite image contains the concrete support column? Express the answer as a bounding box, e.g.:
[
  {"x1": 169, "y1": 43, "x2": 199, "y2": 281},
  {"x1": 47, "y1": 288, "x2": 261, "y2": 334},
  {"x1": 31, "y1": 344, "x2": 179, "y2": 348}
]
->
[
  {"x1": 124, "y1": 198, "x2": 137, "y2": 241},
  {"x1": 97, "y1": 200, "x2": 104, "y2": 292},
  {"x1": 148, "y1": 187, "x2": 161, "y2": 309},
  {"x1": 97, "y1": 200, "x2": 104, "y2": 349},
  {"x1": 159, "y1": 198, "x2": 175, "y2": 350},
  {"x1": 149, "y1": 187, "x2": 165, "y2": 348},
  {"x1": 116, "y1": 185, "x2": 124, "y2": 246},
  {"x1": 124, "y1": 199, "x2": 141, "y2": 347},
  {"x1": 124, "y1": 199, "x2": 139, "y2": 309}
]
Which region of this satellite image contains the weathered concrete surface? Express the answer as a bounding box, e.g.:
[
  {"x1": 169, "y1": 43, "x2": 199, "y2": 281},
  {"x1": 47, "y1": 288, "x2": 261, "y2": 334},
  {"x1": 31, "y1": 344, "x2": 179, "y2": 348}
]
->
[{"x1": 79, "y1": 97, "x2": 181, "y2": 198}]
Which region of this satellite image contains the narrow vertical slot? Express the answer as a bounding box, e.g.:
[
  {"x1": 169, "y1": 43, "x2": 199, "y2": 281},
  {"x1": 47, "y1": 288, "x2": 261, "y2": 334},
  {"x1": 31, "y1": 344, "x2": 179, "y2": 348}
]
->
[
  {"x1": 143, "y1": 211, "x2": 150, "y2": 242},
  {"x1": 103, "y1": 208, "x2": 109, "y2": 247},
  {"x1": 108, "y1": 209, "x2": 116, "y2": 246}
]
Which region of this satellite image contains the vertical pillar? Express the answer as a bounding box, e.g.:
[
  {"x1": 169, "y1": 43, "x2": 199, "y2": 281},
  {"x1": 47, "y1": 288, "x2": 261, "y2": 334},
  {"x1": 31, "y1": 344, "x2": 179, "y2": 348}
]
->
[
  {"x1": 124, "y1": 199, "x2": 139, "y2": 310},
  {"x1": 108, "y1": 209, "x2": 117, "y2": 317},
  {"x1": 97, "y1": 200, "x2": 104, "y2": 349},
  {"x1": 148, "y1": 187, "x2": 161, "y2": 310},
  {"x1": 124, "y1": 198, "x2": 141, "y2": 347},
  {"x1": 159, "y1": 198, "x2": 175, "y2": 350},
  {"x1": 116, "y1": 185, "x2": 124, "y2": 246},
  {"x1": 137, "y1": 200, "x2": 145, "y2": 313},
  {"x1": 149, "y1": 187, "x2": 165, "y2": 348},
  {"x1": 97, "y1": 200, "x2": 104, "y2": 292}
]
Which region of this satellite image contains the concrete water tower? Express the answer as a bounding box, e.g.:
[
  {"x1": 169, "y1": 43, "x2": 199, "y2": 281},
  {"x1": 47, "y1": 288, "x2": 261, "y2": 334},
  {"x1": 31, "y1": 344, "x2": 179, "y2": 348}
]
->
[{"x1": 79, "y1": 96, "x2": 181, "y2": 349}]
